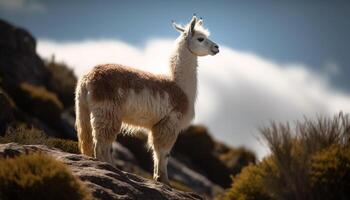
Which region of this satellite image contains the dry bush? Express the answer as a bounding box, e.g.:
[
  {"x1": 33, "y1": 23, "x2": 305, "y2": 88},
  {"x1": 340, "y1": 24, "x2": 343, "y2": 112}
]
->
[
  {"x1": 310, "y1": 145, "x2": 350, "y2": 200},
  {"x1": 220, "y1": 159, "x2": 276, "y2": 200},
  {"x1": 20, "y1": 83, "x2": 63, "y2": 109},
  {"x1": 45, "y1": 58, "x2": 77, "y2": 107},
  {"x1": 220, "y1": 112, "x2": 350, "y2": 200},
  {"x1": 18, "y1": 83, "x2": 63, "y2": 127},
  {"x1": 0, "y1": 153, "x2": 91, "y2": 200},
  {"x1": 0, "y1": 125, "x2": 79, "y2": 154}
]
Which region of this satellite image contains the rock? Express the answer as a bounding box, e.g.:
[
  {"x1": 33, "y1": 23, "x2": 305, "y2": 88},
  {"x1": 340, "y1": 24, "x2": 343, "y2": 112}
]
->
[
  {"x1": 0, "y1": 89, "x2": 16, "y2": 134},
  {"x1": 0, "y1": 19, "x2": 76, "y2": 139},
  {"x1": 116, "y1": 134, "x2": 223, "y2": 198},
  {"x1": 168, "y1": 158, "x2": 223, "y2": 197},
  {"x1": 174, "y1": 125, "x2": 233, "y2": 187},
  {"x1": 0, "y1": 19, "x2": 51, "y2": 93},
  {"x1": 0, "y1": 143, "x2": 204, "y2": 200}
]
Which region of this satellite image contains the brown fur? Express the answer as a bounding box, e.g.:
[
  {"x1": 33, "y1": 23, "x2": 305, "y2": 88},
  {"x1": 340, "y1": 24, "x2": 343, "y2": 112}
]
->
[{"x1": 84, "y1": 64, "x2": 189, "y2": 114}]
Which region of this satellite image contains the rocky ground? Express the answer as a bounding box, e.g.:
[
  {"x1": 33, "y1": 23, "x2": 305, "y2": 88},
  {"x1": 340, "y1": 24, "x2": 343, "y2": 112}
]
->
[{"x1": 0, "y1": 143, "x2": 204, "y2": 200}]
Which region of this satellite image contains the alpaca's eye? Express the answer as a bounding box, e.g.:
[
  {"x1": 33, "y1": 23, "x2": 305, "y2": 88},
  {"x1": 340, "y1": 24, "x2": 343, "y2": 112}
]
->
[{"x1": 197, "y1": 38, "x2": 204, "y2": 42}]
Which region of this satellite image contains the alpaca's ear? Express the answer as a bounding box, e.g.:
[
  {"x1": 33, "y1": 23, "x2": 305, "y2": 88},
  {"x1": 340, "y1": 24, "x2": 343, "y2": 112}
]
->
[
  {"x1": 172, "y1": 21, "x2": 185, "y2": 33},
  {"x1": 197, "y1": 18, "x2": 203, "y2": 26},
  {"x1": 188, "y1": 16, "x2": 197, "y2": 36}
]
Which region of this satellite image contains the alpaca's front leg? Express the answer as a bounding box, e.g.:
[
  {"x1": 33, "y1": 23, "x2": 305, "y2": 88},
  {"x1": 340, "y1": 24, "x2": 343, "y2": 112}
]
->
[
  {"x1": 153, "y1": 149, "x2": 171, "y2": 185},
  {"x1": 150, "y1": 113, "x2": 180, "y2": 185}
]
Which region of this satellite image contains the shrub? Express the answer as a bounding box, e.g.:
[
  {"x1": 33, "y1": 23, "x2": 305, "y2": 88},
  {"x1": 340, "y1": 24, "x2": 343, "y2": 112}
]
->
[
  {"x1": 20, "y1": 82, "x2": 63, "y2": 110},
  {"x1": 0, "y1": 153, "x2": 91, "y2": 200},
  {"x1": 220, "y1": 112, "x2": 350, "y2": 200},
  {"x1": 45, "y1": 58, "x2": 77, "y2": 107},
  {"x1": 0, "y1": 125, "x2": 79, "y2": 154},
  {"x1": 310, "y1": 145, "x2": 350, "y2": 200},
  {"x1": 45, "y1": 138, "x2": 80, "y2": 154},
  {"x1": 221, "y1": 160, "x2": 275, "y2": 200},
  {"x1": 18, "y1": 83, "x2": 63, "y2": 127}
]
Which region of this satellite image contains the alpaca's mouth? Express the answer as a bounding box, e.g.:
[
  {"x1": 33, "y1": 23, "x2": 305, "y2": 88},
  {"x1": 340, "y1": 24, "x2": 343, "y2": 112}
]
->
[{"x1": 211, "y1": 49, "x2": 219, "y2": 55}]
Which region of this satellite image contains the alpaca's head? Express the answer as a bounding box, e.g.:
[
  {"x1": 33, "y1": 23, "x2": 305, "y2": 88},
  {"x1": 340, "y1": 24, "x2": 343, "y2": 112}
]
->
[{"x1": 173, "y1": 15, "x2": 219, "y2": 56}]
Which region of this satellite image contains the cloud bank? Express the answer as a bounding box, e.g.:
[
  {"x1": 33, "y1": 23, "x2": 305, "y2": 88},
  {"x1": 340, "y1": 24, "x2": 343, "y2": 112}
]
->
[
  {"x1": 0, "y1": 0, "x2": 46, "y2": 13},
  {"x1": 37, "y1": 39, "x2": 350, "y2": 159}
]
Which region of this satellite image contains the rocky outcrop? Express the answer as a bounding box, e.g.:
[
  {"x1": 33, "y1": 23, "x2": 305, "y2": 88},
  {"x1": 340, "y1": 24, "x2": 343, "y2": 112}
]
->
[
  {"x1": 0, "y1": 19, "x2": 75, "y2": 138},
  {"x1": 0, "y1": 19, "x2": 51, "y2": 94},
  {"x1": 0, "y1": 143, "x2": 204, "y2": 200}
]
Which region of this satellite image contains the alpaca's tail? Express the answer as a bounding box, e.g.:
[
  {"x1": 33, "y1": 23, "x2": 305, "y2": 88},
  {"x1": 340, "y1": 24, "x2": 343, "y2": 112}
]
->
[{"x1": 75, "y1": 80, "x2": 93, "y2": 156}]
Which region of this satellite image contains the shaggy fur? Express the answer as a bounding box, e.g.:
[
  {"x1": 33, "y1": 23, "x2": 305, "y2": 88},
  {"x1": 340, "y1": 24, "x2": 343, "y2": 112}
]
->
[{"x1": 75, "y1": 16, "x2": 219, "y2": 185}]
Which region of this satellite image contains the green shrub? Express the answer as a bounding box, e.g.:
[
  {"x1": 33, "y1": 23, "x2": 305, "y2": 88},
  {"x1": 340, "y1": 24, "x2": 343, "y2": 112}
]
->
[
  {"x1": 45, "y1": 58, "x2": 77, "y2": 107},
  {"x1": 0, "y1": 153, "x2": 91, "y2": 200},
  {"x1": 310, "y1": 145, "x2": 350, "y2": 200},
  {"x1": 0, "y1": 125, "x2": 79, "y2": 154}
]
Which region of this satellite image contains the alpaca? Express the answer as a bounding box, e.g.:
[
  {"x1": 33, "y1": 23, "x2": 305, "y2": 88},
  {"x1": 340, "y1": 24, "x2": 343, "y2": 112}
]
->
[{"x1": 75, "y1": 15, "x2": 219, "y2": 185}]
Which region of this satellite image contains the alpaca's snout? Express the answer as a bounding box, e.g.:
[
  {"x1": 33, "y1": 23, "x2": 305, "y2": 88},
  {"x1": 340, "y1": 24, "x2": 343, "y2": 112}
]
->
[{"x1": 211, "y1": 44, "x2": 219, "y2": 55}]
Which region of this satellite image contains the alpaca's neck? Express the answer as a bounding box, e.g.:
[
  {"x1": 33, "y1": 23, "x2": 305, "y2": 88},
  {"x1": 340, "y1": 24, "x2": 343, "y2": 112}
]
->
[{"x1": 170, "y1": 37, "x2": 198, "y2": 109}]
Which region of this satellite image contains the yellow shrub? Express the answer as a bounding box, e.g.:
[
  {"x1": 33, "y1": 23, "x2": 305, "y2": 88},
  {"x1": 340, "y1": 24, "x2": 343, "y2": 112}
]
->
[
  {"x1": 219, "y1": 159, "x2": 275, "y2": 200},
  {"x1": 310, "y1": 145, "x2": 350, "y2": 200},
  {"x1": 0, "y1": 154, "x2": 91, "y2": 200}
]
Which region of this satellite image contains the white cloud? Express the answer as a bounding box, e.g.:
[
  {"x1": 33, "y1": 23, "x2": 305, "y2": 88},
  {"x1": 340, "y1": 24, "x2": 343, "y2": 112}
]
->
[
  {"x1": 37, "y1": 39, "x2": 350, "y2": 159},
  {"x1": 0, "y1": 0, "x2": 46, "y2": 13}
]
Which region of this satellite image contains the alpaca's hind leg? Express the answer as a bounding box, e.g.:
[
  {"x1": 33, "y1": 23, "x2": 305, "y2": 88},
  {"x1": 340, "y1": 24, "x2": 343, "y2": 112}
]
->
[
  {"x1": 90, "y1": 103, "x2": 121, "y2": 164},
  {"x1": 150, "y1": 112, "x2": 180, "y2": 185}
]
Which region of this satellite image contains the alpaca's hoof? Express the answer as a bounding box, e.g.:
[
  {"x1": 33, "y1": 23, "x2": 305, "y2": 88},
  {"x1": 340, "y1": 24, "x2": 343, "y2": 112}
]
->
[{"x1": 154, "y1": 176, "x2": 171, "y2": 187}]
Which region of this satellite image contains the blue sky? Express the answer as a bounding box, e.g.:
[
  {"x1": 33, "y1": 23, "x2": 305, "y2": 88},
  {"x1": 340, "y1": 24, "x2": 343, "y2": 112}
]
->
[
  {"x1": 1, "y1": 0, "x2": 350, "y2": 92},
  {"x1": 1, "y1": 0, "x2": 350, "y2": 158}
]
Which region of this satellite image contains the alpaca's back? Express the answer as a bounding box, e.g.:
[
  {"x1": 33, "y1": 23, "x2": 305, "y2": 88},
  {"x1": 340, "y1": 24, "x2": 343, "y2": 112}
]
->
[{"x1": 83, "y1": 64, "x2": 189, "y2": 127}]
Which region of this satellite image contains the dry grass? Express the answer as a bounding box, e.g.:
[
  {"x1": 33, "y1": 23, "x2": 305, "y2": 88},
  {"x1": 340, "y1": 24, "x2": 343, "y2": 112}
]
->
[
  {"x1": 0, "y1": 125, "x2": 79, "y2": 154},
  {"x1": 0, "y1": 153, "x2": 91, "y2": 200},
  {"x1": 20, "y1": 83, "x2": 63, "y2": 110},
  {"x1": 18, "y1": 83, "x2": 63, "y2": 127}
]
